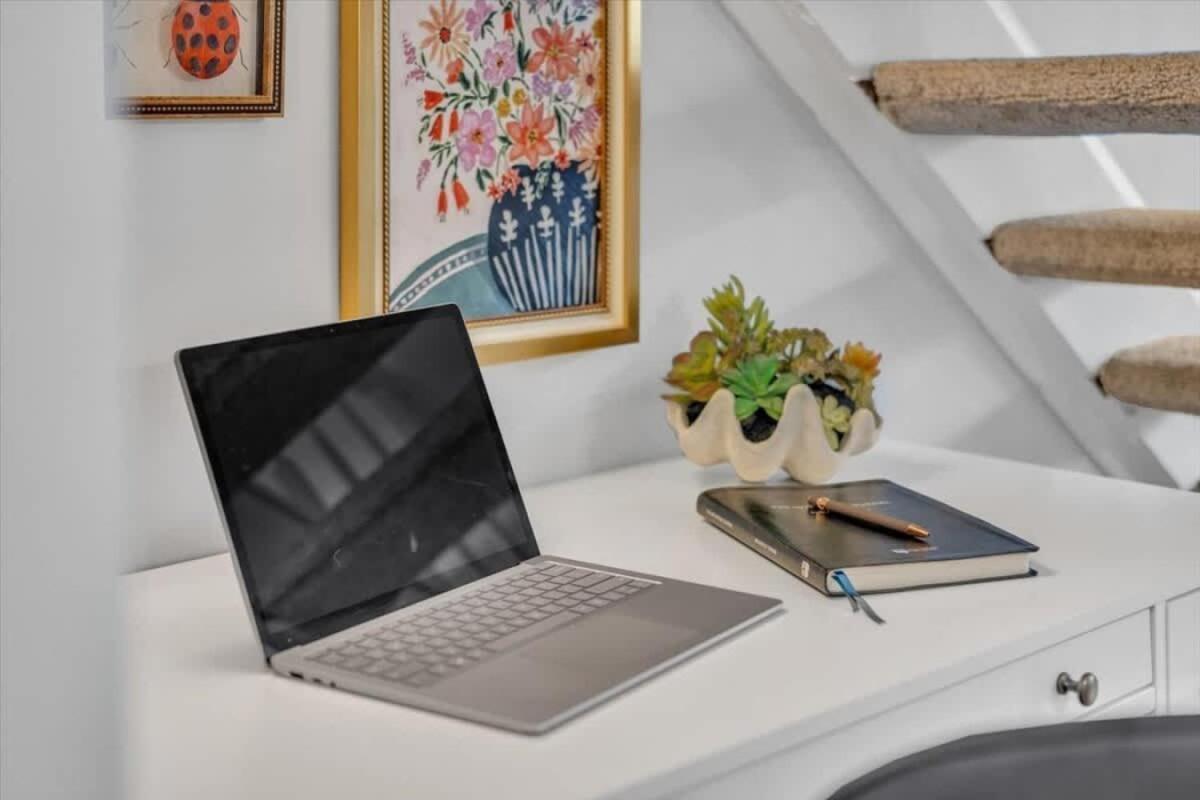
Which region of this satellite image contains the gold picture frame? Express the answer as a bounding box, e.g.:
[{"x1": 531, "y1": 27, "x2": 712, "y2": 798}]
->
[
  {"x1": 109, "y1": 0, "x2": 285, "y2": 118},
  {"x1": 340, "y1": 0, "x2": 640, "y2": 364}
]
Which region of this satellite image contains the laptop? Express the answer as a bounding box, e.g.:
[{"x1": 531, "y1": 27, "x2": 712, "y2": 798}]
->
[{"x1": 176, "y1": 306, "x2": 782, "y2": 734}]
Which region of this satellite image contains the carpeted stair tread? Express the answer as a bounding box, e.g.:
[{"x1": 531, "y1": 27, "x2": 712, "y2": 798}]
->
[
  {"x1": 989, "y1": 210, "x2": 1200, "y2": 289},
  {"x1": 1099, "y1": 337, "x2": 1200, "y2": 415},
  {"x1": 871, "y1": 52, "x2": 1200, "y2": 135}
]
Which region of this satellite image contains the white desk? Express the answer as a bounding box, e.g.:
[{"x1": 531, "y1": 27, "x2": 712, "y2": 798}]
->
[{"x1": 124, "y1": 442, "x2": 1200, "y2": 799}]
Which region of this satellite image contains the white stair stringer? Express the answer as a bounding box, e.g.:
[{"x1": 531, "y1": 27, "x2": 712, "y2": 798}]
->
[{"x1": 721, "y1": 0, "x2": 1175, "y2": 486}]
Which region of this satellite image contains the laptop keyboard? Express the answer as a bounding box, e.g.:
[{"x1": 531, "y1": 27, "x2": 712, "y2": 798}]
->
[{"x1": 305, "y1": 562, "x2": 655, "y2": 689}]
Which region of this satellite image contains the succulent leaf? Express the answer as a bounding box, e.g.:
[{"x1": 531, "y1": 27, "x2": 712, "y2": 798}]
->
[
  {"x1": 733, "y1": 396, "x2": 759, "y2": 421},
  {"x1": 663, "y1": 331, "x2": 723, "y2": 403},
  {"x1": 703, "y1": 276, "x2": 774, "y2": 362},
  {"x1": 801, "y1": 329, "x2": 834, "y2": 359},
  {"x1": 770, "y1": 327, "x2": 832, "y2": 362},
  {"x1": 765, "y1": 371, "x2": 800, "y2": 397},
  {"x1": 666, "y1": 278, "x2": 884, "y2": 436},
  {"x1": 720, "y1": 355, "x2": 793, "y2": 424},
  {"x1": 842, "y1": 341, "x2": 882, "y2": 378},
  {"x1": 820, "y1": 394, "x2": 853, "y2": 450}
]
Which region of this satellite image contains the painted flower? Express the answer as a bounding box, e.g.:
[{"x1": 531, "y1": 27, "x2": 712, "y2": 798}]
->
[
  {"x1": 487, "y1": 182, "x2": 503, "y2": 200},
  {"x1": 453, "y1": 178, "x2": 470, "y2": 212},
  {"x1": 501, "y1": 168, "x2": 520, "y2": 194},
  {"x1": 400, "y1": 33, "x2": 429, "y2": 85},
  {"x1": 841, "y1": 342, "x2": 881, "y2": 378},
  {"x1": 554, "y1": 149, "x2": 570, "y2": 170},
  {"x1": 528, "y1": 23, "x2": 579, "y2": 81},
  {"x1": 496, "y1": 97, "x2": 512, "y2": 118},
  {"x1": 576, "y1": 31, "x2": 597, "y2": 55},
  {"x1": 419, "y1": 0, "x2": 469, "y2": 68},
  {"x1": 575, "y1": 47, "x2": 602, "y2": 104},
  {"x1": 512, "y1": 87, "x2": 528, "y2": 106},
  {"x1": 430, "y1": 113, "x2": 445, "y2": 141},
  {"x1": 402, "y1": 33, "x2": 419, "y2": 66},
  {"x1": 505, "y1": 103, "x2": 555, "y2": 166},
  {"x1": 405, "y1": 66, "x2": 430, "y2": 87},
  {"x1": 555, "y1": 81, "x2": 572, "y2": 100},
  {"x1": 464, "y1": 0, "x2": 493, "y2": 39},
  {"x1": 437, "y1": 188, "x2": 448, "y2": 220},
  {"x1": 503, "y1": 7, "x2": 514, "y2": 32},
  {"x1": 456, "y1": 109, "x2": 498, "y2": 171},
  {"x1": 424, "y1": 90, "x2": 445, "y2": 110},
  {"x1": 416, "y1": 159, "x2": 431, "y2": 190},
  {"x1": 482, "y1": 39, "x2": 517, "y2": 85},
  {"x1": 569, "y1": 105, "x2": 599, "y2": 146},
  {"x1": 531, "y1": 73, "x2": 555, "y2": 99},
  {"x1": 446, "y1": 57, "x2": 464, "y2": 84},
  {"x1": 576, "y1": 130, "x2": 602, "y2": 183}
]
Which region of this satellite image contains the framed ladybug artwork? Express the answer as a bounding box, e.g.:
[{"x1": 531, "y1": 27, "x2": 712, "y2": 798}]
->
[
  {"x1": 340, "y1": 0, "x2": 640, "y2": 365},
  {"x1": 106, "y1": 0, "x2": 285, "y2": 118}
]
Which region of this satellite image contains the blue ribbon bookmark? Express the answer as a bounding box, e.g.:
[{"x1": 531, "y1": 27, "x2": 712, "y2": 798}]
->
[{"x1": 831, "y1": 570, "x2": 886, "y2": 625}]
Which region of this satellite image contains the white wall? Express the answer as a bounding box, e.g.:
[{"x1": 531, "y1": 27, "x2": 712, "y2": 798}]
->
[
  {"x1": 121, "y1": 0, "x2": 340, "y2": 570},
  {"x1": 119, "y1": 0, "x2": 1095, "y2": 572},
  {"x1": 1, "y1": 3, "x2": 123, "y2": 798}
]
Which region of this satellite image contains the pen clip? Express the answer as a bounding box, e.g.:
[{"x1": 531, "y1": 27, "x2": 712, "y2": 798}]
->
[{"x1": 831, "y1": 570, "x2": 886, "y2": 625}]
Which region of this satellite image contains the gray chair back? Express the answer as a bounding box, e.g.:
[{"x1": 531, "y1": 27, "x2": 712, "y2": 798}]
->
[{"x1": 829, "y1": 716, "x2": 1200, "y2": 800}]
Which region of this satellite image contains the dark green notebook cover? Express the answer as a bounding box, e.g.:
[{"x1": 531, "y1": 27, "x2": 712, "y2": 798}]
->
[{"x1": 698, "y1": 480, "x2": 1038, "y2": 596}]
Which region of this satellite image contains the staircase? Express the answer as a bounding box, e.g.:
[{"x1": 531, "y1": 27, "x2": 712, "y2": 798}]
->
[
  {"x1": 988, "y1": 210, "x2": 1200, "y2": 289},
  {"x1": 868, "y1": 53, "x2": 1200, "y2": 135},
  {"x1": 725, "y1": 0, "x2": 1199, "y2": 488},
  {"x1": 1100, "y1": 337, "x2": 1200, "y2": 417},
  {"x1": 865, "y1": 51, "x2": 1199, "y2": 437}
]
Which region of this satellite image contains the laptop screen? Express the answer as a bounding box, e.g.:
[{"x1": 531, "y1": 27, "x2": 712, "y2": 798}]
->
[{"x1": 177, "y1": 306, "x2": 539, "y2": 658}]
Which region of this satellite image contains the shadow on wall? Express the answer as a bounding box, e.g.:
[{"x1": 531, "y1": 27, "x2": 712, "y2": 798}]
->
[
  {"x1": 947, "y1": 396, "x2": 1098, "y2": 474},
  {"x1": 754, "y1": 255, "x2": 1094, "y2": 470},
  {"x1": 580, "y1": 297, "x2": 691, "y2": 470}
]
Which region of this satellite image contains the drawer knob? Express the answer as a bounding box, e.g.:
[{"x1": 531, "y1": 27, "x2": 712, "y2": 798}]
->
[{"x1": 1056, "y1": 671, "x2": 1099, "y2": 707}]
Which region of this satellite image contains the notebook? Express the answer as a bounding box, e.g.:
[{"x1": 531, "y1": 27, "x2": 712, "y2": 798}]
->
[{"x1": 698, "y1": 481, "x2": 1038, "y2": 596}]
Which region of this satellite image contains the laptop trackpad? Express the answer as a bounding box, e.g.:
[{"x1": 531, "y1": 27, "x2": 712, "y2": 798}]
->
[
  {"x1": 426, "y1": 612, "x2": 705, "y2": 728},
  {"x1": 518, "y1": 612, "x2": 699, "y2": 674}
]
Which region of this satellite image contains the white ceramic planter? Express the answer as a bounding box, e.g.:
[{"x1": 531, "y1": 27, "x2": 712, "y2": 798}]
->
[{"x1": 665, "y1": 385, "x2": 880, "y2": 483}]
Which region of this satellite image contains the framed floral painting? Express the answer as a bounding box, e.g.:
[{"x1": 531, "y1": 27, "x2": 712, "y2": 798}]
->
[
  {"x1": 340, "y1": 0, "x2": 640, "y2": 364},
  {"x1": 106, "y1": 0, "x2": 285, "y2": 118}
]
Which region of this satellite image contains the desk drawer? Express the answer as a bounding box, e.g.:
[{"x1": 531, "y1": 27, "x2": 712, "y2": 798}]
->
[
  {"x1": 681, "y1": 609, "x2": 1154, "y2": 800},
  {"x1": 949, "y1": 608, "x2": 1153, "y2": 722}
]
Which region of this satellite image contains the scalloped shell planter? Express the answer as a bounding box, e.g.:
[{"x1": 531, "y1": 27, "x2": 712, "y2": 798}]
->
[{"x1": 665, "y1": 385, "x2": 880, "y2": 483}]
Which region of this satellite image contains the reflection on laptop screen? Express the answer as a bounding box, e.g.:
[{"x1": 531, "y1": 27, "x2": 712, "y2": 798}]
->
[{"x1": 178, "y1": 308, "x2": 538, "y2": 655}]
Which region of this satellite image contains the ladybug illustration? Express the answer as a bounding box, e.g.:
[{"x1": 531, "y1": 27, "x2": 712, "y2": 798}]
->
[{"x1": 170, "y1": 0, "x2": 240, "y2": 80}]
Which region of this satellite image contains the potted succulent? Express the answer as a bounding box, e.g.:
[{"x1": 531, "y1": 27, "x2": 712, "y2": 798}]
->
[{"x1": 663, "y1": 277, "x2": 882, "y2": 482}]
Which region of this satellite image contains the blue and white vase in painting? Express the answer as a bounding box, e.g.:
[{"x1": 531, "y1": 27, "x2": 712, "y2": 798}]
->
[{"x1": 486, "y1": 161, "x2": 600, "y2": 313}]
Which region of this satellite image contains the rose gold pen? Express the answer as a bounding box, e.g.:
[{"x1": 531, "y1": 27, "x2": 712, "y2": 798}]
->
[{"x1": 807, "y1": 496, "x2": 930, "y2": 540}]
